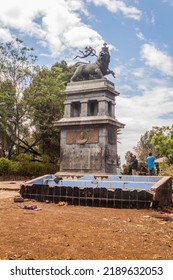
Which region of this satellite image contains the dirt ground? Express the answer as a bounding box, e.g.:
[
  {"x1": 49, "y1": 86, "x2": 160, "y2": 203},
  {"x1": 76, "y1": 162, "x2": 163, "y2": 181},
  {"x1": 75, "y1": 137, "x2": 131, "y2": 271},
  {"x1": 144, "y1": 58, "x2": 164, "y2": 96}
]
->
[{"x1": 0, "y1": 181, "x2": 173, "y2": 260}]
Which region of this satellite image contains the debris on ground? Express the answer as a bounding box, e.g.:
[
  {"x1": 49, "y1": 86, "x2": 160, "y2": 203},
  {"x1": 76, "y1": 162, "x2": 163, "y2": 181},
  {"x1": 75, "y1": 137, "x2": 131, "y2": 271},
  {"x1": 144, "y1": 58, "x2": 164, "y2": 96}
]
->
[
  {"x1": 57, "y1": 201, "x2": 68, "y2": 206},
  {"x1": 159, "y1": 209, "x2": 173, "y2": 214},
  {"x1": 151, "y1": 208, "x2": 173, "y2": 221},
  {"x1": 14, "y1": 196, "x2": 24, "y2": 202},
  {"x1": 22, "y1": 205, "x2": 42, "y2": 210}
]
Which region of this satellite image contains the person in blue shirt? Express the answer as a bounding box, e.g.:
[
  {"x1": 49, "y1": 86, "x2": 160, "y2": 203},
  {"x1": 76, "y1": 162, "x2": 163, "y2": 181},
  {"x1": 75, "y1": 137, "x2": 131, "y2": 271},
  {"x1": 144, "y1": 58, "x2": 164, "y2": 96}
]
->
[{"x1": 146, "y1": 152, "x2": 155, "y2": 175}]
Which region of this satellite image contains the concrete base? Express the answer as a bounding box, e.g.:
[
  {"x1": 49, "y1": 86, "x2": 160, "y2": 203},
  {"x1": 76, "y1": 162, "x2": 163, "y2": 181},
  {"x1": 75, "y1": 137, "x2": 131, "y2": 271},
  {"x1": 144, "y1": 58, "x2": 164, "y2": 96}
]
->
[{"x1": 21, "y1": 174, "x2": 172, "y2": 208}]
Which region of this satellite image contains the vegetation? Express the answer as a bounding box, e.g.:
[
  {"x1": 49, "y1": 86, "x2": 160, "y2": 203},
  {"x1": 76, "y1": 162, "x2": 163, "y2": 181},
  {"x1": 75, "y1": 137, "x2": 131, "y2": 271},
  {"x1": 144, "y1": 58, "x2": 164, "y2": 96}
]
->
[
  {"x1": 148, "y1": 126, "x2": 173, "y2": 164},
  {"x1": 131, "y1": 126, "x2": 173, "y2": 165},
  {"x1": 0, "y1": 38, "x2": 75, "y2": 176},
  {"x1": 0, "y1": 38, "x2": 37, "y2": 159},
  {"x1": 0, "y1": 156, "x2": 58, "y2": 177},
  {"x1": 133, "y1": 132, "x2": 154, "y2": 162},
  {"x1": 159, "y1": 163, "x2": 173, "y2": 177},
  {"x1": 123, "y1": 126, "x2": 173, "y2": 176}
]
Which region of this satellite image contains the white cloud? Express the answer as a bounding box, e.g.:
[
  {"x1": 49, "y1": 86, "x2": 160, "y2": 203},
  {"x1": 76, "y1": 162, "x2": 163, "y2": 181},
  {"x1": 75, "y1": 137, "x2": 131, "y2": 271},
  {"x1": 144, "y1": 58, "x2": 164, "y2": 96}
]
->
[
  {"x1": 136, "y1": 32, "x2": 144, "y2": 41},
  {"x1": 116, "y1": 2, "x2": 142, "y2": 20},
  {"x1": 132, "y1": 68, "x2": 145, "y2": 77},
  {"x1": 87, "y1": 0, "x2": 142, "y2": 20},
  {"x1": 149, "y1": 14, "x2": 155, "y2": 24},
  {"x1": 114, "y1": 56, "x2": 173, "y2": 163},
  {"x1": 66, "y1": 0, "x2": 89, "y2": 16},
  {"x1": 145, "y1": 11, "x2": 155, "y2": 24},
  {"x1": 63, "y1": 26, "x2": 102, "y2": 49},
  {"x1": 0, "y1": 0, "x2": 141, "y2": 58},
  {"x1": 0, "y1": 0, "x2": 104, "y2": 57},
  {"x1": 140, "y1": 43, "x2": 173, "y2": 76},
  {"x1": 0, "y1": 27, "x2": 14, "y2": 42},
  {"x1": 116, "y1": 83, "x2": 173, "y2": 163},
  {"x1": 162, "y1": 0, "x2": 173, "y2": 6}
]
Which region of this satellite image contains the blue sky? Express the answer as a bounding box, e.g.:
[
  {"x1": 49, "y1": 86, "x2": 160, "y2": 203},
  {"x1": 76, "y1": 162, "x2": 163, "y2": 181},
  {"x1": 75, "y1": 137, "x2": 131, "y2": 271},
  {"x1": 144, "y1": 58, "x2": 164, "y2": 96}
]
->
[{"x1": 0, "y1": 0, "x2": 173, "y2": 163}]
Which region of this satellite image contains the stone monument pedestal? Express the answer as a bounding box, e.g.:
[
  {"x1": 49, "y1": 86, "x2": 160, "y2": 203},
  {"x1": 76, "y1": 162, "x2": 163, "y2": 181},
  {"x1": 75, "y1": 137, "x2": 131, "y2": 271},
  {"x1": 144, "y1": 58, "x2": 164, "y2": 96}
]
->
[{"x1": 54, "y1": 78, "x2": 124, "y2": 174}]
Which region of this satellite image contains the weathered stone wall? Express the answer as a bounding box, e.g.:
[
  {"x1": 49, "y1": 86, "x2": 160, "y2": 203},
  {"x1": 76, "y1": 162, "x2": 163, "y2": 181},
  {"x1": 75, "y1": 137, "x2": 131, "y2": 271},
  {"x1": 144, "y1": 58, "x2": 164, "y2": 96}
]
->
[
  {"x1": 151, "y1": 176, "x2": 172, "y2": 207},
  {"x1": 55, "y1": 79, "x2": 124, "y2": 174},
  {"x1": 60, "y1": 125, "x2": 117, "y2": 173},
  {"x1": 20, "y1": 184, "x2": 153, "y2": 209}
]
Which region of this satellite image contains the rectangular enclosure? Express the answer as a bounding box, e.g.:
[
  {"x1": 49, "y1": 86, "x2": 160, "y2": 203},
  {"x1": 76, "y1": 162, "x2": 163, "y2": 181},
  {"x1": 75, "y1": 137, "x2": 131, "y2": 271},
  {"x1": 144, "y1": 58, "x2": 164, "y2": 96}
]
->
[{"x1": 20, "y1": 174, "x2": 172, "y2": 208}]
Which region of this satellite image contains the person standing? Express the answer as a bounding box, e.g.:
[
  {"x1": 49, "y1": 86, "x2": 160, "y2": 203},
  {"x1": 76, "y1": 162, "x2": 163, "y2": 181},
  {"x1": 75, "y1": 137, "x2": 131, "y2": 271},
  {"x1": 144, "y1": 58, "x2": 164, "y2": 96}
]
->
[
  {"x1": 131, "y1": 155, "x2": 138, "y2": 175},
  {"x1": 128, "y1": 153, "x2": 133, "y2": 175},
  {"x1": 146, "y1": 152, "x2": 155, "y2": 175}
]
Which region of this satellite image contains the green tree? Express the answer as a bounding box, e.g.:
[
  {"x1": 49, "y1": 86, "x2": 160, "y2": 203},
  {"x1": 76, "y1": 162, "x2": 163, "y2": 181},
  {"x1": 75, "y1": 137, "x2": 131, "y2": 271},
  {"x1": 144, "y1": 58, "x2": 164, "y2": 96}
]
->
[
  {"x1": 52, "y1": 60, "x2": 75, "y2": 84},
  {"x1": 0, "y1": 39, "x2": 75, "y2": 163},
  {"x1": 148, "y1": 126, "x2": 173, "y2": 164},
  {"x1": 0, "y1": 38, "x2": 37, "y2": 159},
  {"x1": 0, "y1": 80, "x2": 32, "y2": 159},
  {"x1": 125, "y1": 150, "x2": 133, "y2": 164},
  {"x1": 23, "y1": 61, "x2": 75, "y2": 162},
  {"x1": 0, "y1": 81, "x2": 16, "y2": 158},
  {"x1": 133, "y1": 131, "x2": 154, "y2": 162}
]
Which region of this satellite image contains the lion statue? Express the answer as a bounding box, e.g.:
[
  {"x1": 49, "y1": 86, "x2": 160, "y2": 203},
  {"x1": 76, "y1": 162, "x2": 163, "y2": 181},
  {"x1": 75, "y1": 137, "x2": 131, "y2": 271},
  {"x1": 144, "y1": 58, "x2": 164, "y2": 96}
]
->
[{"x1": 70, "y1": 44, "x2": 115, "y2": 82}]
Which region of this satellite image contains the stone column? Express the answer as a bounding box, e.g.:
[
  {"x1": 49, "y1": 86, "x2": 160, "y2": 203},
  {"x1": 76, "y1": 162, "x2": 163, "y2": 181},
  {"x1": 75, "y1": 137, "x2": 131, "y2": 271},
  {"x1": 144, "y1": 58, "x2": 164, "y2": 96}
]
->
[
  {"x1": 64, "y1": 102, "x2": 71, "y2": 118},
  {"x1": 80, "y1": 101, "x2": 88, "y2": 117}
]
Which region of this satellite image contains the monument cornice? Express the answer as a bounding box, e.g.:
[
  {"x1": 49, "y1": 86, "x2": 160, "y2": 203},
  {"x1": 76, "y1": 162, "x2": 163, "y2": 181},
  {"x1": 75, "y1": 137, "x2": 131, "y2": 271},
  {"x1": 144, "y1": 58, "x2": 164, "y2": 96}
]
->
[
  {"x1": 55, "y1": 116, "x2": 125, "y2": 128},
  {"x1": 62, "y1": 78, "x2": 120, "y2": 97}
]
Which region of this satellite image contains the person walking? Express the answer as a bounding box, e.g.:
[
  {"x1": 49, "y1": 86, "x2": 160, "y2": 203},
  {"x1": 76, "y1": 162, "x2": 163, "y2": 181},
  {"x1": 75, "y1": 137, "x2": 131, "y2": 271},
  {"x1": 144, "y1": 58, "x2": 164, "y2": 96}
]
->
[
  {"x1": 146, "y1": 152, "x2": 155, "y2": 175},
  {"x1": 131, "y1": 155, "x2": 138, "y2": 175}
]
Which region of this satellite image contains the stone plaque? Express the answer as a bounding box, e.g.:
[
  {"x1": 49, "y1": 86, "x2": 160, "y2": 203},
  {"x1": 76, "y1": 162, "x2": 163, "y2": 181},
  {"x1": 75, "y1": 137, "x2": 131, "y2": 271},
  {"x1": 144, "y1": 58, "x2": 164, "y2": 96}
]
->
[{"x1": 67, "y1": 130, "x2": 99, "y2": 144}]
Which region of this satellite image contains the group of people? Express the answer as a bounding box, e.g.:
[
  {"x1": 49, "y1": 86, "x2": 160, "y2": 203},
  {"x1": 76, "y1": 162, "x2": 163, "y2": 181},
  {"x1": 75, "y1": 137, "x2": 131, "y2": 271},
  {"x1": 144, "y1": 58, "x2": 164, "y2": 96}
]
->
[{"x1": 127, "y1": 152, "x2": 156, "y2": 176}]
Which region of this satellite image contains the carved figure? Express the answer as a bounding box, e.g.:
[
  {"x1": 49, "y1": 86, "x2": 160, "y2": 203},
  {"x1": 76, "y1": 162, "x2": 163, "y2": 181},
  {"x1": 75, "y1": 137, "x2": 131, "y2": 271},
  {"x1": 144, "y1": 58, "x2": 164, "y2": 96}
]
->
[
  {"x1": 73, "y1": 46, "x2": 96, "y2": 60},
  {"x1": 71, "y1": 43, "x2": 115, "y2": 82},
  {"x1": 76, "y1": 131, "x2": 88, "y2": 144}
]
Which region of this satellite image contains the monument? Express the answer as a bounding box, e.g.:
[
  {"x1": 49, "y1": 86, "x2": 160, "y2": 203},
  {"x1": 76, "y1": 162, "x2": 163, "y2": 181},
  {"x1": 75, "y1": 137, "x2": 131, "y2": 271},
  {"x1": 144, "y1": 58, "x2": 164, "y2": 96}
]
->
[
  {"x1": 21, "y1": 45, "x2": 172, "y2": 209},
  {"x1": 54, "y1": 43, "x2": 125, "y2": 174}
]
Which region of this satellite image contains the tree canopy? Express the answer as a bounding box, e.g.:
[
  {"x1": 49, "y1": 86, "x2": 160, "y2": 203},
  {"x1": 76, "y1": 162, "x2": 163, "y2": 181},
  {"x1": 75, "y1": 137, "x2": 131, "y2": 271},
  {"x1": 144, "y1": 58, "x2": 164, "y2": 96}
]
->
[
  {"x1": 148, "y1": 126, "x2": 173, "y2": 164},
  {"x1": 23, "y1": 61, "x2": 74, "y2": 162},
  {"x1": 132, "y1": 126, "x2": 173, "y2": 165},
  {"x1": 133, "y1": 131, "x2": 154, "y2": 162},
  {"x1": 0, "y1": 39, "x2": 37, "y2": 159},
  {"x1": 0, "y1": 39, "x2": 75, "y2": 163}
]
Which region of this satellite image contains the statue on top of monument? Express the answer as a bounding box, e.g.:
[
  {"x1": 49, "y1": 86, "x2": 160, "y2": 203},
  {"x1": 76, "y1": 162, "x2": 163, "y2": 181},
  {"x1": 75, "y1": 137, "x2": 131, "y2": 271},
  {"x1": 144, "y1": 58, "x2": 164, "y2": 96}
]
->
[{"x1": 70, "y1": 43, "x2": 115, "y2": 82}]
